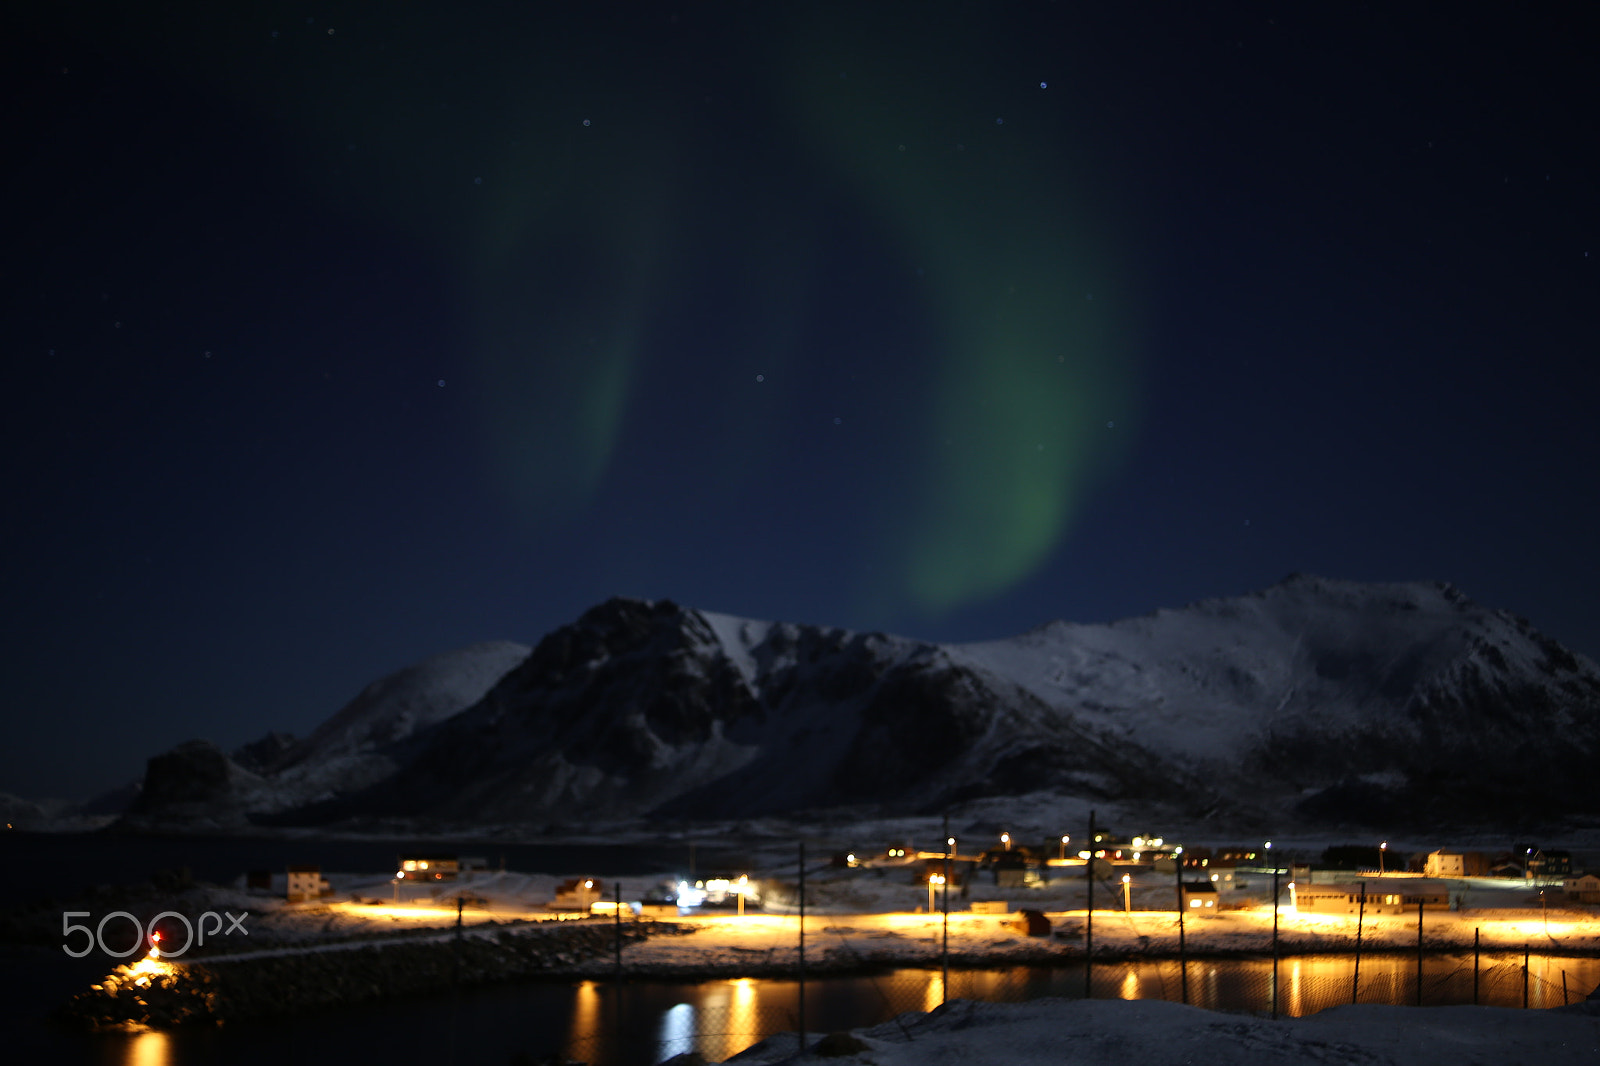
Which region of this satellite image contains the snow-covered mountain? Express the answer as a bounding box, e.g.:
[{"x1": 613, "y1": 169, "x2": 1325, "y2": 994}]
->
[
  {"x1": 123, "y1": 641, "x2": 530, "y2": 829},
  {"x1": 124, "y1": 577, "x2": 1600, "y2": 832}
]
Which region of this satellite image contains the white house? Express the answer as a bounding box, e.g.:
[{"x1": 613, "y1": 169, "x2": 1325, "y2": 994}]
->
[{"x1": 1564, "y1": 873, "x2": 1600, "y2": 903}]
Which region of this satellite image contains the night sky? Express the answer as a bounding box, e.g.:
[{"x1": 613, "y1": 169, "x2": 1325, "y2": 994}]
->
[{"x1": 4, "y1": 2, "x2": 1595, "y2": 802}]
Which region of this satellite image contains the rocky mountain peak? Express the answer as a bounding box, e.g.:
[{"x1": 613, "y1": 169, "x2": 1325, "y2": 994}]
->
[{"x1": 115, "y1": 578, "x2": 1600, "y2": 834}]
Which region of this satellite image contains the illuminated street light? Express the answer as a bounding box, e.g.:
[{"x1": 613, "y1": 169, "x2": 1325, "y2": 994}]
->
[
  {"x1": 1000, "y1": 833, "x2": 1011, "y2": 850},
  {"x1": 928, "y1": 874, "x2": 945, "y2": 913},
  {"x1": 1379, "y1": 842, "x2": 1387, "y2": 875},
  {"x1": 1059, "y1": 835, "x2": 1070, "y2": 860},
  {"x1": 1121, "y1": 874, "x2": 1132, "y2": 912}
]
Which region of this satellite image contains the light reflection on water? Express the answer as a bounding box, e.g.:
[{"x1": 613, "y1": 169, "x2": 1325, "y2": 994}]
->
[
  {"x1": 923, "y1": 970, "x2": 944, "y2": 1013},
  {"x1": 126, "y1": 1030, "x2": 170, "y2": 1066},
  {"x1": 551, "y1": 954, "x2": 1600, "y2": 1065},
  {"x1": 77, "y1": 953, "x2": 1600, "y2": 1066},
  {"x1": 568, "y1": 979, "x2": 602, "y2": 1054},
  {"x1": 725, "y1": 977, "x2": 758, "y2": 1063},
  {"x1": 657, "y1": 1002, "x2": 695, "y2": 1061}
]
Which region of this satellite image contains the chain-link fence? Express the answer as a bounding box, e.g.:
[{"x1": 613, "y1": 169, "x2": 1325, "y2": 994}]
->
[{"x1": 557, "y1": 947, "x2": 1600, "y2": 1065}]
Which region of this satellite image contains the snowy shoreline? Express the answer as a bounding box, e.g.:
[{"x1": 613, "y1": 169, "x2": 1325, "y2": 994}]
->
[
  {"x1": 560, "y1": 907, "x2": 1600, "y2": 982},
  {"x1": 720, "y1": 996, "x2": 1600, "y2": 1066},
  {"x1": 54, "y1": 907, "x2": 1600, "y2": 1033}
]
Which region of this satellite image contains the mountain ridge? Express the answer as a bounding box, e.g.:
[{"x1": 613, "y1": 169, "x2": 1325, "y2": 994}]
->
[{"x1": 118, "y1": 576, "x2": 1600, "y2": 833}]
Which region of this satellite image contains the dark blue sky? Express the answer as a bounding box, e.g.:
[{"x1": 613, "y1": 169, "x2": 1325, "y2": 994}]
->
[{"x1": 4, "y1": 2, "x2": 1595, "y2": 801}]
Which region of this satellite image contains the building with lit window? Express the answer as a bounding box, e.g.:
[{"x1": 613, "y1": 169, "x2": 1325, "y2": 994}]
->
[
  {"x1": 1563, "y1": 874, "x2": 1600, "y2": 903},
  {"x1": 549, "y1": 877, "x2": 603, "y2": 911},
  {"x1": 1423, "y1": 851, "x2": 1489, "y2": 878},
  {"x1": 1524, "y1": 848, "x2": 1572, "y2": 878},
  {"x1": 1180, "y1": 882, "x2": 1218, "y2": 911},
  {"x1": 1295, "y1": 882, "x2": 1448, "y2": 915},
  {"x1": 286, "y1": 865, "x2": 330, "y2": 903},
  {"x1": 397, "y1": 855, "x2": 459, "y2": 881}
]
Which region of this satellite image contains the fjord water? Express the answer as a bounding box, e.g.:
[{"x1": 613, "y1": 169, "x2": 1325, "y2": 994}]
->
[{"x1": 12, "y1": 953, "x2": 1599, "y2": 1066}]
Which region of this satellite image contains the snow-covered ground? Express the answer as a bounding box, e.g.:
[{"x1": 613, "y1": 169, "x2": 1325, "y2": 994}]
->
[
  {"x1": 722, "y1": 996, "x2": 1600, "y2": 1066},
  {"x1": 214, "y1": 860, "x2": 1600, "y2": 969},
  {"x1": 584, "y1": 905, "x2": 1600, "y2": 978}
]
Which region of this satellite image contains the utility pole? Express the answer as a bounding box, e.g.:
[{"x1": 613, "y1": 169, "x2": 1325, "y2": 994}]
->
[
  {"x1": 1271, "y1": 866, "x2": 1280, "y2": 1019},
  {"x1": 1352, "y1": 882, "x2": 1366, "y2": 1004},
  {"x1": 942, "y1": 833, "x2": 951, "y2": 1002},
  {"x1": 615, "y1": 882, "x2": 623, "y2": 979},
  {"x1": 1473, "y1": 927, "x2": 1480, "y2": 1005},
  {"x1": 798, "y1": 841, "x2": 806, "y2": 1054},
  {"x1": 1416, "y1": 897, "x2": 1424, "y2": 1006},
  {"x1": 1085, "y1": 809, "x2": 1096, "y2": 1000},
  {"x1": 1176, "y1": 849, "x2": 1187, "y2": 1005}
]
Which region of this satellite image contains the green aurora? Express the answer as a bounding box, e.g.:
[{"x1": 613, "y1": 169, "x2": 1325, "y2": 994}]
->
[{"x1": 73, "y1": 2, "x2": 1140, "y2": 621}]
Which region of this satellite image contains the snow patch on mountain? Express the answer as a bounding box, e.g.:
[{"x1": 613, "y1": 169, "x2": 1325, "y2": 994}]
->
[
  {"x1": 124, "y1": 641, "x2": 529, "y2": 827},
  {"x1": 119, "y1": 576, "x2": 1600, "y2": 834}
]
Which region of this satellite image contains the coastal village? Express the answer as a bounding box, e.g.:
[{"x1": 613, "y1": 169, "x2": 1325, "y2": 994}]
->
[
  {"x1": 260, "y1": 829, "x2": 1600, "y2": 918},
  {"x1": 216, "y1": 828, "x2": 1600, "y2": 963},
  {"x1": 51, "y1": 826, "x2": 1600, "y2": 1051}
]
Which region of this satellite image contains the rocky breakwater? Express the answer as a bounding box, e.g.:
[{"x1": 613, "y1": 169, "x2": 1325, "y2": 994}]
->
[{"x1": 60, "y1": 918, "x2": 684, "y2": 1030}]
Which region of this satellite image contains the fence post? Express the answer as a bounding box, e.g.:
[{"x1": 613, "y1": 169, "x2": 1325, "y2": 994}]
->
[
  {"x1": 1415, "y1": 897, "x2": 1423, "y2": 1007},
  {"x1": 1271, "y1": 866, "x2": 1280, "y2": 1019},
  {"x1": 798, "y1": 841, "x2": 806, "y2": 1054},
  {"x1": 1176, "y1": 852, "x2": 1187, "y2": 1005},
  {"x1": 1085, "y1": 809, "x2": 1095, "y2": 1000},
  {"x1": 1352, "y1": 882, "x2": 1366, "y2": 1005},
  {"x1": 942, "y1": 836, "x2": 950, "y2": 1004},
  {"x1": 1563, "y1": 969, "x2": 1569, "y2": 1006},
  {"x1": 1473, "y1": 927, "x2": 1480, "y2": 1005},
  {"x1": 614, "y1": 882, "x2": 623, "y2": 980}
]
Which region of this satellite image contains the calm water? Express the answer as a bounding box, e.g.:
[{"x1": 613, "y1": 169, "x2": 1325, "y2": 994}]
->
[{"x1": 10, "y1": 951, "x2": 1598, "y2": 1066}]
